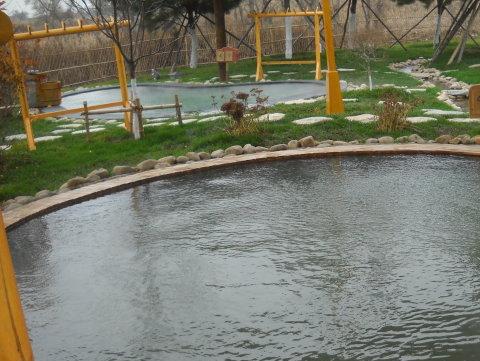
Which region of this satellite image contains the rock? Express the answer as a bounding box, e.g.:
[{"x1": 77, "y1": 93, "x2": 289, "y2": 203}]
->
[
  {"x1": 159, "y1": 156, "x2": 176, "y2": 165},
  {"x1": 346, "y1": 114, "x2": 378, "y2": 123},
  {"x1": 332, "y1": 141, "x2": 348, "y2": 146},
  {"x1": 406, "y1": 117, "x2": 437, "y2": 123},
  {"x1": 198, "y1": 152, "x2": 211, "y2": 160},
  {"x1": 112, "y1": 166, "x2": 137, "y2": 175},
  {"x1": 319, "y1": 140, "x2": 334, "y2": 145},
  {"x1": 299, "y1": 136, "x2": 316, "y2": 148},
  {"x1": 35, "y1": 190, "x2": 55, "y2": 199},
  {"x1": 378, "y1": 136, "x2": 394, "y2": 144},
  {"x1": 269, "y1": 144, "x2": 288, "y2": 151},
  {"x1": 257, "y1": 113, "x2": 285, "y2": 122},
  {"x1": 87, "y1": 168, "x2": 109, "y2": 179},
  {"x1": 175, "y1": 156, "x2": 189, "y2": 164},
  {"x1": 293, "y1": 116, "x2": 332, "y2": 125},
  {"x1": 59, "y1": 176, "x2": 88, "y2": 191},
  {"x1": 474, "y1": 135, "x2": 480, "y2": 145},
  {"x1": 14, "y1": 195, "x2": 35, "y2": 205},
  {"x1": 366, "y1": 138, "x2": 379, "y2": 144},
  {"x1": 316, "y1": 143, "x2": 332, "y2": 148},
  {"x1": 137, "y1": 159, "x2": 158, "y2": 171},
  {"x1": 225, "y1": 145, "x2": 244, "y2": 155},
  {"x1": 408, "y1": 134, "x2": 425, "y2": 144},
  {"x1": 4, "y1": 202, "x2": 21, "y2": 211},
  {"x1": 457, "y1": 134, "x2": 472, "y2": 145},
  {"x1": 287, "y1": 140, "x2": 299, "y2": 149},
  {"x1": 185, "y1": 152, "x2": 201, "y2": 162},
  {"x1": 243, "y1": 144, "x2": 257, "y2": 154},
  {"x1": 211, "y1": 149, "x2": 225, "y2": 158},
  {"x1": 86, "y1": 174, "x2": 101, "y2": 183},
  {"x1": 255, "y1": 146, "x2": 268, "y2": 152},
  {"x1": 423, "y1": 109, "x2": 465, "y2": 117},
  {"x1": 448, "y1": 137, "x2": 462, "y2": 145},
  {"x1": 395, "y1": 136, "x2": 409, "y2": 143},
  {"x1": 435, "y1": 135, "x2": 453, "y2": 144},
  {"x1": 349, "y1": 140, "x2": 360, "y2": 145},
  {"x1": 154, "y1": 162, "x2": 171, "y2": 169}
]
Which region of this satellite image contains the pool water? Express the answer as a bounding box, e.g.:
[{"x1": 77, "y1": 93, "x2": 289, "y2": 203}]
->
[
  {"x1": 56, "y1": 81, "x2": 326, "y2": 119},
  {"x1": 8, "y1": 155, "x2": 480, "y2": 360}
]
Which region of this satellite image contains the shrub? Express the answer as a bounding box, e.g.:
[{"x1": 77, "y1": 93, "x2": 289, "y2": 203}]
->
[
  {"x1": 220, "y1": 88, "x2": 268, "y2": 136},
  {"x1": 376, "y1": 92, "x2": 411, "y2": 132}
]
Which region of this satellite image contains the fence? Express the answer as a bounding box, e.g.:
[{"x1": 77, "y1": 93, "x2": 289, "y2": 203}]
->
[{"x1": 16, "y1": 3, "x2": 480, "y2": 87}]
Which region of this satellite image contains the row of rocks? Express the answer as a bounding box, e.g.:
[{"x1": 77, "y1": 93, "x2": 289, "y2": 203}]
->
[{"x1": 3, "y1": 134, "x2": 480, "y2": 212}]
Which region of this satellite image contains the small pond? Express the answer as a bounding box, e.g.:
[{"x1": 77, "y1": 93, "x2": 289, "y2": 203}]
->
[
  {"x1": 54, "y1": 81, "x2": 327, "y2": 119},
  {"x1": 8, "y1": 155, "x2": 480, "y2": 360}
]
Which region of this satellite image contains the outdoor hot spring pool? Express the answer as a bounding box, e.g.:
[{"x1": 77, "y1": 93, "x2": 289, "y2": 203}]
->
[
  {"x1": 8, "y1": 155, "x2": 480, "y2": 361},
  {"x1": 54, "y1": 81, "x2": 327, "y2": 119}
]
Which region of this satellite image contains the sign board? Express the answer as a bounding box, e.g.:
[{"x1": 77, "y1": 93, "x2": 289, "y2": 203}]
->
[
  {"x1": 469, "y1": 85, "x2": 480, "y2": 118},
  {"x1": 216, "y1": 47, "x2": 240, "y2": 63},
  {"x1": 0, "y1": 11, "x2": 14, "y2": 45}
]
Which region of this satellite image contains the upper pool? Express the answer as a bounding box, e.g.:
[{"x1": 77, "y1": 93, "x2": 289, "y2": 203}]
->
[
  {"x1": 55, "y1": 81, "x2": 327, "y2": 119},
  {"x1": 8, "y1": 155, "x2": 480, "y2": 361}
]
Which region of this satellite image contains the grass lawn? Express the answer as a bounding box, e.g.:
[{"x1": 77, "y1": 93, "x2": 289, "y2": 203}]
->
[{"x1": 1, "y1": 85, "x2": 480, "y2": 203}]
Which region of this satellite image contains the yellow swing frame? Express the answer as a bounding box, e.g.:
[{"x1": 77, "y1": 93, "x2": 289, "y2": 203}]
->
[
  {"x1": 7, "y1": 18, "x2": 132, "y2": 151},
  {"x1": 248, "y1": 0, "x2": 344, "y2": 114}
]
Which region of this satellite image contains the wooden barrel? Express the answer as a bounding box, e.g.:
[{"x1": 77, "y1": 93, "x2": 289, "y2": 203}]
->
[{"x1": 37, "y1": 81, "x2": 62, "y2": 107}]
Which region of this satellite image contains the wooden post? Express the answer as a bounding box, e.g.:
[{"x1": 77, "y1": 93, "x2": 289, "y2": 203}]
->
[
  {"x1": 133, "y1": 98, "x2": 144, "y2": 137},
  {"x1": 83, "y1": 101, "x2": 90, "y2": 140},
  {"x1": 314, "y1": 14, "x2": 322, "y2": 80},
  {"x1": 175, "y1": 95, "x2": 183, "y2": 126},
  {"x1": 0, "y1": 210, "x2": 34, "y2": 361},
  {"x1": 113, "y1": 42, "x2": 132, "y2": 132},
  {"x1": 254, "y1": 15, "x2": 264, "y2": 81},
  {"x1": 213, "y1": 0, "x2": 228, "y2": 81},
  {"x1": 321, "y1": 0, "x2": 345, "y2": 114},
  {"x1": 9, "y1": 39, "x2": 36, "y2": 150}
]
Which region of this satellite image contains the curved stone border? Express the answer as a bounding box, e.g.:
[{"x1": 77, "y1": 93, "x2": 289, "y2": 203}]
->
[{"x1": 4, "y1": 144, "x2": 480, "y2": 230}]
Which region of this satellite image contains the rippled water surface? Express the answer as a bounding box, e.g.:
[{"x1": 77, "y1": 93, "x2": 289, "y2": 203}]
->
[{"x1": 8, "y1": 155, "x2": 480, "y2": 361}]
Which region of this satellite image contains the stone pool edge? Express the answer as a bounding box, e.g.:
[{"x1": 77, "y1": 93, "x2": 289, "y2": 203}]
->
[{"x1": 5, "y1": 143, "x2": 480, "y2": 230}]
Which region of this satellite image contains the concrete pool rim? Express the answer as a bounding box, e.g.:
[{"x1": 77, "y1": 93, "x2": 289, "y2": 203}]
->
[
  {"x1": 4, "y1": 143, "x2": 480, "y2": 231},
  {"x1": 62, "y1": 80, "x2": 328, "y2": 99}
]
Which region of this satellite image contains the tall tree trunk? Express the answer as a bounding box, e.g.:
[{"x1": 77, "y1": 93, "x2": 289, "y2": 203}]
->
[
  {"x1": 284, "y1": 0, "x2": 293, "y2": 59},
  {"x1": 434, "y1": 1, "x2": 444, "y2": 49},
  {"x1": 213, "y1": 0, "x2": 227, "y2": 81},
  {"x1": 187, "y1": 21, "x2": 198, "y2": 69},
  {"x1": 128, "y1": 63, "x2": 141, "y2": 140},
  {"x1": 348, "y1": 0, "x2": 358, "y2": 48}
]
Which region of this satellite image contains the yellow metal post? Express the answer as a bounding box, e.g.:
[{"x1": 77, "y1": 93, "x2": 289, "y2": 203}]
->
[
  {"x1": 314, "y1": 14, "x2": 322, "y2": 81},
  {"x1": 114, "y1": 42, "x2": 132, "y2": 132},
  {"x1": 9, "y1": 39, "x2": 36, "y2": 150},
  {"x1": 321, "y1": 0, "x2": 344, "y2": 114},
  {"x1": 0, "y1": 211, "x2": 34, "y2": 361},
  {"x1": 254, "y1": 15, "x2": 264, "y2": 81}
]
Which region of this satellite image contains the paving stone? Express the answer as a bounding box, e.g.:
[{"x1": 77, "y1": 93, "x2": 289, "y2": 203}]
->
[
  {"x1": 170, "y1": 118, "x2": 197, "y2": 125},
  {"x1": 35, "y1": 136, "x2": 62, "y2": 142},
  {"x1": 423, "y1": 109, "x2": 466, "y2": 117},
  {"x1": 346, "y1": 114, "x2": 378, "y2": 123},
  {"x1": 448, "y1": 118, "x2": 480, "y2": 123},
  {"x1": 281, "y1": 97, "x2": 324, "y2": 105},
  {"x1": 293, "y1": 116, "x2": 332, "y2": 125},
  {"x1": 57, "y1": 124, "x2": 83, "y2": 129},
  {"x1": 406, "y1": 117, "x2": 437, "y2": 123},
  {"x1": 5, "y1": 134, "x2": 26, "y2": 141},
  {"x1": 51, "y1": 129, "x2": 72, "y2": 134},
  {"x1": 0, "y1": 145, "x2": 11, "y2": 151},
  {"x1": 143, "y1": 123, "x2": 168, "y2": 128},
  {"x1": 71, "y1": 128, "x2": 106, "y2": 135},
  {"x1": 198, "y1": 116, "x2": 225, "y2": 123},
  {"x1": 257, "y1": 113, "x2": 285, "y2": 122}
]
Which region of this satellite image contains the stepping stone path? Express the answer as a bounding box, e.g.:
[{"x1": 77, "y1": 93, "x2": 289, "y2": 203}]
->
[
  {"x1": 406, "y1": 117, "x2": 437, "y2": 123},
  {"x1": 71, "y1": 128, "x2": 105, "y2": 135},
  {"x1": 57, "y1": 124, "x2": 83, "y2": 129},
  {"x1": 35, "y1": 136, "x2": 62, "y2": 142},
  {"x1": 5, "y1": 134, "x2": 27, "y2": 141},
  {"x1": 448, "y1": 118, "x2": 480, "y2": 123},
  {"x1": 257, "y1": 113, "x2": 286, "y2": 122},
  {"x1": 198, "y1": 116, "x2": 225, "y2": 123},
  {"x1": 230, "y1": 74, "x2": 248, "y2": 79},
  {"x1": 423, "y1": 109, "x2": 466, "y2": 117},
  {"x1": 346, "y1": 114, "x2": 378, "y2": 123},
  {"x1": 281, "y1": 97, "x2": 324, "y2": 105},
  {"x1": 51, "y1": 129, "x2": 72, "y2": 135},
  {"x1": 293, "y1": 116, "x2": 332, "y2": 125}
]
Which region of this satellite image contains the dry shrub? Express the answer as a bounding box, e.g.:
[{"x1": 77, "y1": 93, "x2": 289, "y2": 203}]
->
[
  {"x1": 221, "y1": 88, "x2": 268, "y2": 136},
  {"x1": 376, "y1": 93, "x2": 411, "y2": 132},
  {"x1": 0, "y1": 46, "x2": 20, "y2": 117}
]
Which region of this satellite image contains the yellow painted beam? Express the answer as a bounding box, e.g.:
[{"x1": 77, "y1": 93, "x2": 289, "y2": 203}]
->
[
  {"x1": 14, "y1": 19, "x2": 129, "y2": 41},
  {"x1": 114, "y1": 42, "x2": 132, "y2": 132},
  {"x1": 254, "y1": 16, "x2": 264, "y2": 81},
  {"x1": 30, "y1": 101, "x2": 124, "y2": 120},
  {"x1": 0, "y1": 210, "x2": 34, "y2": 361},
  {"x1": 262, "y1": 60, "x2": 316, "y2": 65},
  {"x1": 321, "y1": 0, "x2": 344, "y2": 114},
  {"x1": 9, "y1": 39, "x2": 36, "y2": 150},
  {"x1": 314, "y1": 14, "x2": 322, "y2": 80},
  {"x1": 248, "y1": 11, "x2": 323, "y2": 18}
]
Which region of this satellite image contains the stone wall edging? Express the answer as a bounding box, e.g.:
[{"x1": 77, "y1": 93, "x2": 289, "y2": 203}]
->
[{"x1": 4, "y1": 144, "x2": 480, "y2": 231}]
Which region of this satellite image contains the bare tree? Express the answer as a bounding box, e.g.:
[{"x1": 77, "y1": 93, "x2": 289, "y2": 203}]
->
[{"x1": 69, "y1": 0, "x2": 158, "y2": 139}]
